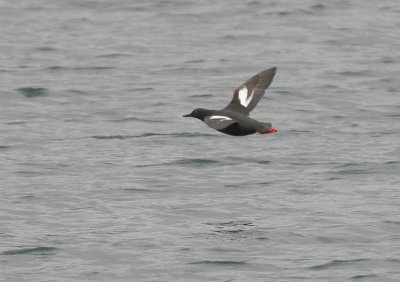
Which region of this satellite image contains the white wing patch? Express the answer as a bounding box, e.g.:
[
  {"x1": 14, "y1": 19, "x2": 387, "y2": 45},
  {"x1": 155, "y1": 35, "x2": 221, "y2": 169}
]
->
[
  {"x1": 209, "y1": 115, "x2": 232, "y2": 121},
  {"x1": 238, "y1": 86, "x2": 254, "y2": 107}
]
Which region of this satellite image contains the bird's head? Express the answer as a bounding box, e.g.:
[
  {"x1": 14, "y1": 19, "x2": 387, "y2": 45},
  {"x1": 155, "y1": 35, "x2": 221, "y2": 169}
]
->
[{"x1": 182, "y1": 108, "x2": 211, "y2": 120}]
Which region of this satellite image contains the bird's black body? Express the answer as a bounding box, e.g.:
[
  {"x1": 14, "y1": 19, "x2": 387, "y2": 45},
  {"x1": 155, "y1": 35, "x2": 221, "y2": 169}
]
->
[
  {"x1": 219, "y1": 123, "x2": 256, "y2": 136},
  {"x1": 183, "y1": 67, "x2": 277, "y2": 136}
]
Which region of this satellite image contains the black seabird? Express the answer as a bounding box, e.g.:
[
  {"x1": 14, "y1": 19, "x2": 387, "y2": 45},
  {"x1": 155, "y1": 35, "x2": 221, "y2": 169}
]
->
[{"x1": 183, "y1": 67, "x2": 278, "y2": 136}]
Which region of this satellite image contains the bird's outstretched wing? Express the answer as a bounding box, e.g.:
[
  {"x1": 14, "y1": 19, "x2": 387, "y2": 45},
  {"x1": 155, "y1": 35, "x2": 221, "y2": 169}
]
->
[
  {"x1": 224, "y1": 67, "x2": 277, "y2": 115},
  {"x1": 204, "y1": 115, "x2": 236, "y2": 130}
]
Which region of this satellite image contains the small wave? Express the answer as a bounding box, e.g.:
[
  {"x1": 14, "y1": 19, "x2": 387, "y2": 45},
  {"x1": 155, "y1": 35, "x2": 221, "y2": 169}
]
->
[
  {"x1": 383, "y1": 220, "x2": 400, "y2": 226},
  {"x1": 0, "y1": 145, "x2": 11, "y2": 150},
  {"x1": 4, "y1": 120, "x2": 28, "y2": 125},
  {"x1": 311, "y1": 4, "x2": 325, "y2": 10},
  {"x1": 95, "y1": 53, "x2": 131, "y2": 58},
  {"x1": 16, "y1": 87, "x2": 48, "y2": 98},
  {"x1": 188, "y1": 260, "x2": 246, "y2": 266},
  {"x1": 72, "y1": 66, "x2": 114, "y2": 70},
  {"x1": 135, "y1": 158, "x2": 220, "y2": 168},
  {"x1": 224, "y1": 157, "x2": 271, "y2": 164},
  {"x1": 129, "y1": 87, "x2": 154, "y2": 92},
  {"x1": 91, "y1": 132, "x2": 217, "y2": 139},
  {"x1": 205, "y1": 220, "x2": 254, "y2": 227},
  {"x1": 45, "y1": 66, "x2": 113, "y2": 71},
  {"x1": 123, "y1": 188, "x2": 155, "y2": 192},
  {"x1": 66, "y1": 89, "x2": 88, "y2": 95},
  {"x1": 185, "y1": 59, "x2": 205, "y2": 64},
  {"x1": 189, "y1": 94, "x2": 213, "y2": 98},
  {"x1": 350, "y1": 274, "x2": 378, "y2": 280},
  {"x1": 92, "y1": 135, "x2": 133, "y2": 140},
  {"x1": 381, "y1": 57, "x2": 394, "y2": 64},
  {"x1": 273, "y1": 89, "x2": 292, "y2": 95},
  {"x1": 334, "y1": 162, "x2": 373, "y2": 175},
  {"x1": 111, "y1": 117, "x2": 166, "y2": 123},
  {"x1": 35, "y1": 46, "x2": 57, "y2": 52},
  {"x1": 277, "y1": 11, "x2": 291, "y2": 16},
  {"x1": 337, "y1": 70, "x2": 370, "y2": 77},
  {"x1": 222, "y1": 35, "x2": 237, "y2": 40},
  {"x1": 309, "y1": 258, "x2": 370, "y2": 270},
  {"x1": 173, "y1": 158, "x2": 220, "y2": 166},
  {"x1": 2, "y1": 246, "x2": 57, "y2": 256}
]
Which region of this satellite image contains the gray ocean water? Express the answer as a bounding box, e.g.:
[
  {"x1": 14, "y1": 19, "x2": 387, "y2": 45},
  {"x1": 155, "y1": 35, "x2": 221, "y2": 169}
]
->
[{"x1": 1, "y1": 0, "x2": 400, "y2": 281}]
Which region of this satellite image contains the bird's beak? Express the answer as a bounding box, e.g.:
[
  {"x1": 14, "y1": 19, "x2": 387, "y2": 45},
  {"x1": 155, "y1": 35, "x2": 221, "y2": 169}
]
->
[{"x1": 182, "y1": 113, "x2": 192, "y2": 117}]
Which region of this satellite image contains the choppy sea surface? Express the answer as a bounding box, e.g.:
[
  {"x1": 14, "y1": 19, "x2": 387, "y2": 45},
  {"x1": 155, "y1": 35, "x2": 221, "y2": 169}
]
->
[{"x1": 1, "y1": 1, "x2": 400, "y2": 281}]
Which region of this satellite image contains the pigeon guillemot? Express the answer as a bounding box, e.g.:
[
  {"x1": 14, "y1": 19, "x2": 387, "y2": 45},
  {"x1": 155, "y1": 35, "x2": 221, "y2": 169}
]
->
[{"x1": 183, "y1": 67, "x2": 278, "y2": 136}]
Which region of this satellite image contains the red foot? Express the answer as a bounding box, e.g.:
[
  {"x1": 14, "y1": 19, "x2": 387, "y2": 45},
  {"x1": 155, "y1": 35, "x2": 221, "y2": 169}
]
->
[{"x1": 267, "y1": 127, "x2": 278, "y2": 134}]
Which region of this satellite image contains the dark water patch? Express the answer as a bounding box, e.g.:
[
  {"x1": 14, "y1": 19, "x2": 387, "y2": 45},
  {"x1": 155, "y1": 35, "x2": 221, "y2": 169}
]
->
[
  {"x1": 21, "y1": 195, "x2": 35, "y2": 199},
  {"x1": 111, "y1": 117, "x2": 166, "y2": 123},
  {"x1": 185, "y1": 59, "x2": 205, "y2": 64},
  {"x1": 91, "y1": 132, "x2": 217, "y2": 140},
  {"x1": 294, "y1": 108, "x2": 313, "y2": 113},
  {"x1": 315, "y1": 236, "x2": 336, "y2": 243},
  {"x1": 256, "y1": 160, "x2": 271, "y2": 165},
  {"x1": 224, "y1": 183, "x2": 243, "y2": 188},
  {"x1": 381, "y1": 57, "x2": 395, "y2": 64},
  {"x1": 152, "y1": 102, "x2": 166, "y2": 106},
  {"x1": 66, "y1": 89, "x2": 89, "y2": 95},
  {"x1": 205, "y1": 220, "x2": 254, "y2": 227},
  {"x1": 136, "y1": 158, "x2": 221, "y2": 168},
  {"x1": 2, "y1": 246, "x2": 57, "y2": 256},
  {"x1": 214, "y1": 229, "x2": 248, "y2": 235},
  {"x1": 16, "y1": 87, "x2": 48, "y2": 98},
  {"x1": 72, "y1": 66, "x2": 114, "y2": 71},
  {"x1": 188, "y1": 260, "x2": 246, "y2": 266},
  {"x1": 0, "y1": 145, "x2": 11, "y2": 150},
  {"x1": 350, "y1": 274, "x2": 378, "y2": 280},
  {"x1": 383, "y1": 220, "x2": 400, "y2": 226},
  {"x1": 95, "y1": 53, "x2": 131, "y2": 58},
  {"x1": 322, "y1": 84, "x2": 341, "y2": 89},
  {"x1": 334, "y1": 161, "x2": 399, "y2": 176},
  {"x1": 384, "y1": 113, "x2": 400, "y2": 117},
  {"x1": 35, "y1": 46, "x2": 57, "y2": 52},
  {"x1": 46, "y1": 66, "x2": 63, "y2": 71},
  {"x1": 173, "y1": 158, "x2": 220, "y2": 166},
  {"x1": 257, "y1": 181, "x2": 271, "y2": 185},
  {"x1": 277, "y1": 11, "x2": 291, "y2": 16},
  {"x1": 287, "y1": 129, "x2": 312, "y2": 134},
  {"x1": 190, "y1": 94, "x2": 213, "y2": 98},
  {"x1": 311, "y1": 4, "x2": 325, "y2": 10},
  {"x1": 3, "y1": 120, "x2": 27, "y2": 124},
  {"x1": 331, "y1": 115, "x2": 346, "y2": 119},
  {"x1": 45, "y1": 66, "x2": 113, "y2": 71},
  {"x1": 290, "y1": 189, "x2": 314, "y2": 195},
  {"x1": 129, "y1": 87, "x2": 154, "y2": 92},
  {"x1": 92, "y1": 135, "x2": 133, "y2": 140},
  {"x1": 224, "y1": 157, "x2": 271, "y2": 165},
  {"x1": 123, "y1": 188, "x2": 155, "y2": 192},
  {"x1": 222, "y1": 35, "x2": 237, "y2": 40},
  {"x1": 334, "y1": 162, "x2": 375, "y2": 175},
  {"x1": 309, "y1": 258, "x2": 370, "y2": 270},
  {"x1": 337, "y1": 70, "x2": 371, "y2": 77},
  {"x1": 15, "y1": 170, "x2": 42, "y2": 176},
  {"x1": 208, "y1": 247, "x2": 243, "y2": 253},
  {"x1": 273, "y1": 89, "x2": 292, "y2": 95}
]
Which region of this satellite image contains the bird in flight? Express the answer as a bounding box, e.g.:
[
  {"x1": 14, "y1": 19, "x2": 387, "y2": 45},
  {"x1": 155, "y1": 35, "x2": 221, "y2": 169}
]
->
[{"x1": 183, "y1": 67, "x2": 278, "y2": 136}]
